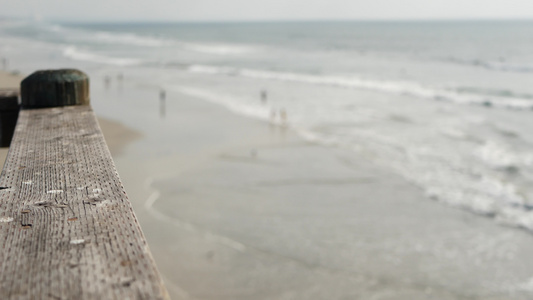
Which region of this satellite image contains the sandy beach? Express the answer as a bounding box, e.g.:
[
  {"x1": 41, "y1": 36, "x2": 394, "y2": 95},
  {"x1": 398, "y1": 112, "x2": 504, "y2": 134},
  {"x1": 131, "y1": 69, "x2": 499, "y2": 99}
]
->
[
  {"x1": 0, "y1": 71, "x2": 23, "y2": 90},
  {"x1": 96, "y1": 79, "x2": 533, "y2": 300},
  {"x1": 4, "y1": 70, "x2": 533, "y2": 299}
]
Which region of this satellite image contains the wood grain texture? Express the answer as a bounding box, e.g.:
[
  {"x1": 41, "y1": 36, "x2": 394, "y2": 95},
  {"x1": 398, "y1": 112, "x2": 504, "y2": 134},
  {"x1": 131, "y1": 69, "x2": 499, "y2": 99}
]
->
[{"x1": 0, "y1": 105, "x2": 169, "y2": 299}]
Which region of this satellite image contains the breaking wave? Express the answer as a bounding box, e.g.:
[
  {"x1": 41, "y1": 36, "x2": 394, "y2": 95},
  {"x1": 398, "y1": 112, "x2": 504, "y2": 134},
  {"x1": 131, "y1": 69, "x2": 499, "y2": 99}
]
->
[
  {"x1": 62, "y1": 46, "x2": 141, "y2": 66},
  {"x1": 187, "y1": 64, "x2": 533, "y2": 110}
]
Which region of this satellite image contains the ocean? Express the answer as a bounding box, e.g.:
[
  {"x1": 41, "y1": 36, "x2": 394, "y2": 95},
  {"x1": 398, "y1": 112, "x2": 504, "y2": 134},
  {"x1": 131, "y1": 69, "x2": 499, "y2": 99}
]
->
[{"x1": 2, "y1": 19, "x2": 533, "y2": 233}]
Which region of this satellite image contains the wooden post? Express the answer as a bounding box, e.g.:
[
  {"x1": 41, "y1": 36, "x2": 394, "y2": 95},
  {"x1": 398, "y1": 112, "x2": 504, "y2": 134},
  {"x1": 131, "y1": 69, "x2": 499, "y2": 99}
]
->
[
  {"x1": 0, "y1": 69, "x2": 169, "y2": 299},
  {"x1": 0, "y1": 89, "x2": 20, "y2": 147},
  {"x1": 21, "y1": 69, "x2": 89, "y2": 108}
]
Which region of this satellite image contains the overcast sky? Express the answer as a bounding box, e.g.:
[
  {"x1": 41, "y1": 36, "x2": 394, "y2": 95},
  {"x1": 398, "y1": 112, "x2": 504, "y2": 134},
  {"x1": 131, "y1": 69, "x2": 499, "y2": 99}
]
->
[{"x1": 1, "y1": 0, "x2": 533, "y2": 22}]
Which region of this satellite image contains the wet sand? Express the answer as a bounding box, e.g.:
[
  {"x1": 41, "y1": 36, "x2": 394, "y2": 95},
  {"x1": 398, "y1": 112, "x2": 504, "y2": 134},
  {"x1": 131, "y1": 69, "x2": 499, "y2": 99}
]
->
[
  {"x1": 104, "y1": 82, "x2": 533, "y2": 300},
  {"x1": 0, "y1": 71, "x2": 23, "y2": 90}
]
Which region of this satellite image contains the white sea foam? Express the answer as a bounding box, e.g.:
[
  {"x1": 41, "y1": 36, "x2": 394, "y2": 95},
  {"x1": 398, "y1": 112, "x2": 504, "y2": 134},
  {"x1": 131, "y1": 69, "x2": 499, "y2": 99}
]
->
[
  {"x1": 475, "y1": 141, "x2": 533, "y2": 169},
  {"x1": 173, "y1": 86, "x2": 270, "y2": 120},
  {"x1": 63, "y1": 46, "x2": 141, "y2": 66},
  {"x1": 171, "y1": 83, "x2": 533, "y2": 232}
]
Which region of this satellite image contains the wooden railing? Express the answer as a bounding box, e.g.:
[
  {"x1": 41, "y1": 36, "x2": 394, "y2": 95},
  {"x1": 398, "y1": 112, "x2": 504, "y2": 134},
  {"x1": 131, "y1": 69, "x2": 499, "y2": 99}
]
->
[{"x1": 0, "y1": 69, "x2": 169, "y2": 299}]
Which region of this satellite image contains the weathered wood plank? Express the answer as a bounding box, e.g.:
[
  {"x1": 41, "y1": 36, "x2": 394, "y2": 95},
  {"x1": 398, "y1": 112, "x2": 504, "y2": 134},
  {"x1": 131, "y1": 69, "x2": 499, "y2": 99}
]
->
[{"x1": 0, "y1": 105, "x2": 169, "y2": 299}]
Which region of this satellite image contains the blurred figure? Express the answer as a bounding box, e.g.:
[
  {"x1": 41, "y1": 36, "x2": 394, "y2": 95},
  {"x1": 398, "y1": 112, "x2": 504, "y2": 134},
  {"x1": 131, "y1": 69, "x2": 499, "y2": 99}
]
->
[
  {"x1": 159, "y1": 89, "x2": 166, "y2": 118},
  {"x1": 2, "y1": 58, "x2": 7, "y2": 70},
  {"x1": 260, "y1": 89, "x2": 267, "y2": 104},
  {"x1": 104, "y1": 75, "x2": 111, "y2": 89},
  {"x1": 280, "y1": 108, "x2": 288, "y2": 127},
  {"x1": 270, "y1": 108, "x2": 277, "y2": 125},
  {"x1": 117, "y1": 73, "x2": 124, "y2": 91}
]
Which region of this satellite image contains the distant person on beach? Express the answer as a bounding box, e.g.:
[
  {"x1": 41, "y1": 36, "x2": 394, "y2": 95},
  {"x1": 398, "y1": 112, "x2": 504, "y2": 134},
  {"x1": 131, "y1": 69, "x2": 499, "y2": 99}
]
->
[
  {"x1": 104, "y1": 76, "x2": 111, "y2": 89},
  {"x1": 2, "y1": 58, "x2": 7, "y2": 70},
  {"x1": 270, "y1": 108, "x2": 277, "y2": 124},
  {"x1": 116, "y1": 73, "x2": 124, "y2": 91},
  {"x1": 269, "y1": 108, "x2": 288, "y2": 126},
  {"x1": 260, "y1": 89, "x2": 267, "y2": 104},
  {"x1": 280, "y1": 108, "x2": 288, "y2": 126},
  {"x1": 159, "y1": 89, "x2": 166, "y2": 118}
]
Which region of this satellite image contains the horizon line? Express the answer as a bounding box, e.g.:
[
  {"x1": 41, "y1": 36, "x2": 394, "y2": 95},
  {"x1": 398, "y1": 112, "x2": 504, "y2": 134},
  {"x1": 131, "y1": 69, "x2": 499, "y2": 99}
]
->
[{"x1": 2, "y1": 15, "x2": 533, "y2": 24}]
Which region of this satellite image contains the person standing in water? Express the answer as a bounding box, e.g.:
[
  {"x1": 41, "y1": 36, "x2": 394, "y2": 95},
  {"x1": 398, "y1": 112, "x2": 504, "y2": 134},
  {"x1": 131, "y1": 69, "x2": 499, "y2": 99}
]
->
[
  {"x1": 260, "y1": 89, "x2": 267, "y2": 104},
  {"x1": 159, "y1": 89, "x2": 166, "y2": 118},
  {"x1": 104, "y1": 75, "x2": 111, "y2": 89},
  {"x1": 280, "y1": 108, "x2": 288, "y2": 127}
]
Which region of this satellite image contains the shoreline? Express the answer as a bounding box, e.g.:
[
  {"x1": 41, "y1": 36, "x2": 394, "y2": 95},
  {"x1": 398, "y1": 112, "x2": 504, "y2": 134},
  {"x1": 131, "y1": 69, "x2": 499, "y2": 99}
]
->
[
  {"x1": 107, "y1": 80, "x2": 533, "y2": 299},
  {"x1": 4, "y1": 69, "x2": 533, "y2": 299}
]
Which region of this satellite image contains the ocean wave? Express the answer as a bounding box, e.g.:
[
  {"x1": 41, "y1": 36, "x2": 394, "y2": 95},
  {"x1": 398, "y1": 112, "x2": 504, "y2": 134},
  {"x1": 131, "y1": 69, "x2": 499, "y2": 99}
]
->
[
  {"x1": 311, "y1": 129, "x2": 533, "y2": 231},
  {"x1": 448, "y1": 57, "x2": 533, "y2": 73},
  {"x1": 80, "y1": 32, "x2": 255, "y2": 53},
  {"x1": 75, "y1": 28, "x2": 256, "y2": 53},
  {"x1": 187, "y1": 64, "x2": 533, "y2": 110},
  {"x1": 62, "y1": 46, "x2": 141, "y2": 66},
  {"x1": 475, "y1": 140, "x2": 533, "y2": 171},
  {"x1": 453, "y1": 86, "x2": 533, "y2": 100},
  {"x1": 40, "y1": 22, "x2": 170, "y2": 47},
  {"x1": 44, "y1": 24, "x2": 65, "y2": 33},
  {"x1": 170, "y1": 84, "x2": 533, "y2": 233},
  {"x1": 6, "y1": 21, "x2": 257, "y2": 55},
  {"x1": 93, "y1": 31, "x2": 170, "y2": 47},
  {"x1": 181, "y1": 42, "x2": 256, "y2": 55},
  {"x1": 173, "y1": 86, "x2": 270, "y2": 120}
]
